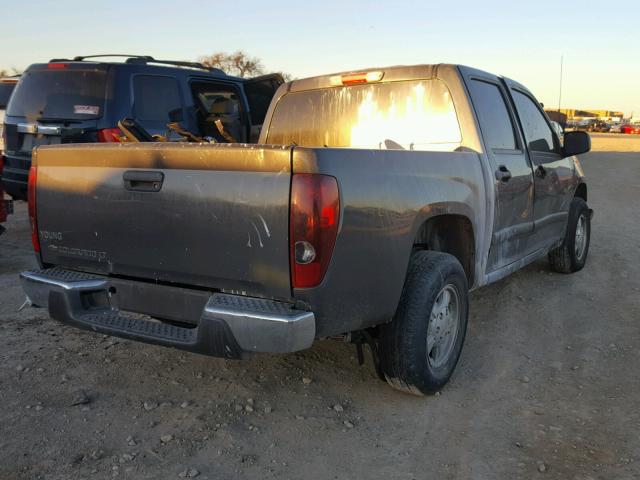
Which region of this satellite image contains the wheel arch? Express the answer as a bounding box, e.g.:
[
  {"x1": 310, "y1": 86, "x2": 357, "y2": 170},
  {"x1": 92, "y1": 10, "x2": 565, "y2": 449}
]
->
[
  {"x1": 575, "y1": 182, "x2": 587, "y2": 202},
  {"x1": 412, "y1": 213, "x2": 476, "y2": 286}
]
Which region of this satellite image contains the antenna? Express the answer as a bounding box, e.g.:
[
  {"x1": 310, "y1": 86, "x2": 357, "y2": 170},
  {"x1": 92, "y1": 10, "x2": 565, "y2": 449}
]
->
[{"x1": 558, "y1": 55, "x2": 563, "y2": 113}]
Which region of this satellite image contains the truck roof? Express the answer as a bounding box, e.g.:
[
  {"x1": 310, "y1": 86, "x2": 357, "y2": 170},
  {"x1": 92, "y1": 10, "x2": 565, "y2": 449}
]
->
[{"x1": 288, "y1": 63, "x2": 525, "y2": 93}]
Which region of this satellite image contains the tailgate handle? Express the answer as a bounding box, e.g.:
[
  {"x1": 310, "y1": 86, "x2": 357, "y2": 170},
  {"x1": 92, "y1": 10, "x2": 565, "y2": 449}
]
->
[{"x1": 123, "y1": 170, "x2": 164, "y2": 192}]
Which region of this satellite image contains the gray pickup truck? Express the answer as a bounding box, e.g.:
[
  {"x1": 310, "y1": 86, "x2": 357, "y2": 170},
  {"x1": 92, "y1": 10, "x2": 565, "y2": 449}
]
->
[{"x1": 20, "y1": 64, "x2": 592, "y2": 395}]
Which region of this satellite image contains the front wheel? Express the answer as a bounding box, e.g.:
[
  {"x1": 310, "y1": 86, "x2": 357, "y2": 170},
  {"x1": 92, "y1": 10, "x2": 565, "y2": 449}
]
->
[
  {"x1": 548, "y1": 197, "x2": 591, "y2": 273},
  {"x1": 378, "y1": 251, "x2": 469, "y2": 395}
]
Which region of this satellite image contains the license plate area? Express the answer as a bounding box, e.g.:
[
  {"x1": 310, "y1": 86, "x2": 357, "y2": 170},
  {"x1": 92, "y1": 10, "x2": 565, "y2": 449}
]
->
[{"x1": 105, "y1": 278, "x2": 211, "y2": 326}]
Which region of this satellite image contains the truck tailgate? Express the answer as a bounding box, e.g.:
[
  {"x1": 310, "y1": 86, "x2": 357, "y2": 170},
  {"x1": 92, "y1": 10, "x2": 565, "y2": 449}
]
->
[{"x1": 34, "y1": 143, "x2": 293, "y2": 300}]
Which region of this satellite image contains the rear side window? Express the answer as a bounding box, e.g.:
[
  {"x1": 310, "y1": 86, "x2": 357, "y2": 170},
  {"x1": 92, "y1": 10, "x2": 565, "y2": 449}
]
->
[
  {"x1": 512, "y1": 91, "x2": 555, "y2": 153},
  {"x1": 7, "y1": 68, "x2": 107, "y2": 120},
  {"x1": 132, "y1": 75, "x2": 182, "y2": 123},
  {"x1": 469, "y1": 80, "x2": 517, "y2": 150},
  {"x1": 266, "y1": 79, "x2": 462, "y2": 151}
]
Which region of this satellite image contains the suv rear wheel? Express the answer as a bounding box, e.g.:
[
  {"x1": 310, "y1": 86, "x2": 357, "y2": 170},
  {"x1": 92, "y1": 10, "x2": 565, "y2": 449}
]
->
[{"x1": 379, "y1": 251, "x2": 469, "y2": 395}]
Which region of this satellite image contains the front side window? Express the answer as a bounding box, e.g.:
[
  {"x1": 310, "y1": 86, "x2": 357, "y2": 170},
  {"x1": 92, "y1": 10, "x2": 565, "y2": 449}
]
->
[
  {"x1": 512, "y1": 91, "x2": 556, "y2": 153},
  {"x1": 266, "y1": 79, "x2": 462, "y2": 152},
  {"x1": 469, "y1": 80, "x2": 517, "y2": 150},
  {"x1": 190, "y1": 82, "x2": 245, "y2": 142},
  {"x1": 132, "y1": 75, "x2": 182, "y2": 123}
]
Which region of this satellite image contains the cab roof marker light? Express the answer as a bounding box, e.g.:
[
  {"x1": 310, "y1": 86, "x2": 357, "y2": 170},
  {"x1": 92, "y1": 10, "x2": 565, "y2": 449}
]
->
[{"x1": 329, "y1": 71, "x2": 384, "y2": 86}]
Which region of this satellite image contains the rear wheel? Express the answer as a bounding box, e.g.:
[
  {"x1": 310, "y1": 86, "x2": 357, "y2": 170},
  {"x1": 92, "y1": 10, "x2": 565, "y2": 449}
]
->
[
  {"x1": 378, "y1": 251, "x2": 469, "y2": 395},
  {"x1": 548, "y1": 197, "x2": 591, "y2": 273}
]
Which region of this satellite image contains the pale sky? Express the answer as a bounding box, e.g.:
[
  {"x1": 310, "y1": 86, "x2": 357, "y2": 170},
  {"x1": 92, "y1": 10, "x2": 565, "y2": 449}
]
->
[{"x1": 1, "y1": 0, "x2": 638, "y2": 115}]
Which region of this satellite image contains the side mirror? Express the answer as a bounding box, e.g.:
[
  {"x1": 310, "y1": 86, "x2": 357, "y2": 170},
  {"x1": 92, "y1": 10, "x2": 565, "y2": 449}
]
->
[
  {"x1": 562, "y1": 131, "x2": 591, "y2": 157},
  {"x1": 168, "y1": 108, "x2": 184, "y2": 123}
]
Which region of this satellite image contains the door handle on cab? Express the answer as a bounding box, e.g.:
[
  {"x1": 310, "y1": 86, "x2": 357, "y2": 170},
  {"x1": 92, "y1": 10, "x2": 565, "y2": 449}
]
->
[
  {"x1": 495, "y1": 165, "x2": 512, "y2": 182},
  {"x1": 123, "y1": 170, "x2": 164, "y2": 192}
]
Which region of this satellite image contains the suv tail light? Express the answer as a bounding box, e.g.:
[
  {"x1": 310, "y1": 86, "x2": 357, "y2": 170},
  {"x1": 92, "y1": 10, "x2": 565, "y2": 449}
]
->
[
  {"x1": 28, "y1": 165, "x2": 40, "y2": 253},
  {"x1": 290, "y1": 174, "x2": 340, "y2": 288},
  {"x1": 97, "y1": 128, "x2": 124, "y2": 143}
]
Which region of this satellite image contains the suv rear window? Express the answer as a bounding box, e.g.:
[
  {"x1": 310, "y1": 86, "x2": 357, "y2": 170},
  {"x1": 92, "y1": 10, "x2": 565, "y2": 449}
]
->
[
  {"x1": 265, "y1": 79, "x2": 461, "y2": 151},
  {"x1": 7, "y1": 68, "x2": 107, "y2": 120}
]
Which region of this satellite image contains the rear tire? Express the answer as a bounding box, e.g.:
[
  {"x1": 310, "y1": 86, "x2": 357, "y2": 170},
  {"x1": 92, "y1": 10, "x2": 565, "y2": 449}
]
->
[
  {"x1": 379, "y1": 251, "x2": 469, "y2": 395},
  {"x1": 548, "y1": 197, "x2": 591, "y2": 273}
]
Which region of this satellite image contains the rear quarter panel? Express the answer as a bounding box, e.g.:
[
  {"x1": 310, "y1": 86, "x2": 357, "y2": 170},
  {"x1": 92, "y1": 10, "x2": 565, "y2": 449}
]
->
[{"x1": 293, "y1": 147, "x2": 486, "y2": 336}]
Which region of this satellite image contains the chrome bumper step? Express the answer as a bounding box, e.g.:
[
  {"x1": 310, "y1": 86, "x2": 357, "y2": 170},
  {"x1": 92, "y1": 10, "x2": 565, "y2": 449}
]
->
[{"x1": 20, "y1": 268, "x2": 315, "y2": 357}]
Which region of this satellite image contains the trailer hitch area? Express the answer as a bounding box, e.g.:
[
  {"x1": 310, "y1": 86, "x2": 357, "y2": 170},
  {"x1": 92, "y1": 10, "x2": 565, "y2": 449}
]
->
[{"x1": 347, "y1": 330, "x2": 385, "y2": 381}]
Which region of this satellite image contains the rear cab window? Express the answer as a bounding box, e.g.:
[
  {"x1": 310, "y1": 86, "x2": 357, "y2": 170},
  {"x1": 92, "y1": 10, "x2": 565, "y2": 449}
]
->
[
  {"x1": 468, "y1": 80, "x2": 518, "y2": 151},
  {"x1": 265, "y1": 79, "x2": 462, "y2": 152},
  {"x1": 7, "y1": 66, "x2": 107, "y2": 120}
]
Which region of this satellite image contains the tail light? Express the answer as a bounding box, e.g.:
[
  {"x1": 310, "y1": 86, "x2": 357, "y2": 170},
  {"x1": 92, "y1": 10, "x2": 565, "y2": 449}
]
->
[
  {"x1": 28, "y1": 165, "x2": 40, "y2": 253},
  {"x1": 97, "y1": 128, "x2": 124, "y2": 143},
  {"x1": 290, "y1": 174, "x2": 340, "y2": 288}
]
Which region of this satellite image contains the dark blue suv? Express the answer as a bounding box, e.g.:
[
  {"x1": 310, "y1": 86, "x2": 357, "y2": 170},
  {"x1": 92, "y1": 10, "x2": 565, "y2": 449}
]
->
[{"x1": 2, "y1": 55, "x2": 283, "y2": 200}]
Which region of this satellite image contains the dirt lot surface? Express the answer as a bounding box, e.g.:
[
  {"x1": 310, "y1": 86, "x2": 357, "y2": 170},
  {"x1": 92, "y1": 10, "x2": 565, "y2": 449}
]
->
[{"x1": 1, "y1": 133, "x2": 639, "y2": 480}]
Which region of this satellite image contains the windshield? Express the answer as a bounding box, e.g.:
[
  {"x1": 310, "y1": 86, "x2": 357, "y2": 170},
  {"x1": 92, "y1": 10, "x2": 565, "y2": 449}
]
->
[
  {"x1": 265, "y1": 79, "x2": 462, "y2": 151},
  {"x1": 7, "y1": 68, "x2": 107, "y2": 120}
]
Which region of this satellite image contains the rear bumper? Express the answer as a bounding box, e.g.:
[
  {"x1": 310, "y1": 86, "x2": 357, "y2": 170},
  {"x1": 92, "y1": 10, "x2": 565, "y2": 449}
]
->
[{"x1": 20, "y1": 267, "x2": 315, "y2": 358}]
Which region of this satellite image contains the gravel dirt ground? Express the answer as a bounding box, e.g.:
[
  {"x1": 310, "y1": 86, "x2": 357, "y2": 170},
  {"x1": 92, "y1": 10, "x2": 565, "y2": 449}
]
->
[{"x1": 1, "y1": 133, "x2": 639, "y2": 480}]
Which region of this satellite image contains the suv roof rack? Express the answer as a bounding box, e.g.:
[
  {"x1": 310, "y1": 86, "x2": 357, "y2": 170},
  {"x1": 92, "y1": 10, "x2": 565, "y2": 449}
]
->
[{"x1": 48, "y1": 54, "x2": 226, "y2": 75}]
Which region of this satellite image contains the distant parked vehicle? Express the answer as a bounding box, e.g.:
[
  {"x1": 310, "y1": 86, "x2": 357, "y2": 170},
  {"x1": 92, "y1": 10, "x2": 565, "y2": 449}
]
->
[
  {"x1": 0, "y1": 76, "x2": 20, "y2": 151},
  {"x1": 2, "y1": 55, "x2": 283, "y2": 200},
  {"x1": 550, "y1": 120, "x2": 564, "y2": 139},
  {"x1": 0, "y1": 76, "x2": 19, "y2": 233},
  {"x1": 589, "y1": 121, "x2": 611, "y2": 133},
  {"x1": 619, "y1": 124, "x2": 640, "y2": 134},
  {"x1": 573, "y1": 120, "x2": 596, "y2": 132},
  {"x1": 609, "y1": 123, "x2": 623, "y2": 133}
]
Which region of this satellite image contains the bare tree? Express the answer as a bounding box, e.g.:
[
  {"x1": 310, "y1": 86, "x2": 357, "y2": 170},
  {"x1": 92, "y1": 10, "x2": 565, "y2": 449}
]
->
[
  {"x1": 198, "y1": 51, "x2": 264, "y2": 78},
  {"x1": 278, "y1": 72, "x2": 294, "y2": 82},
  {"x1": 0, "y1": 67, "x2": 21, "y2": 77}
]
